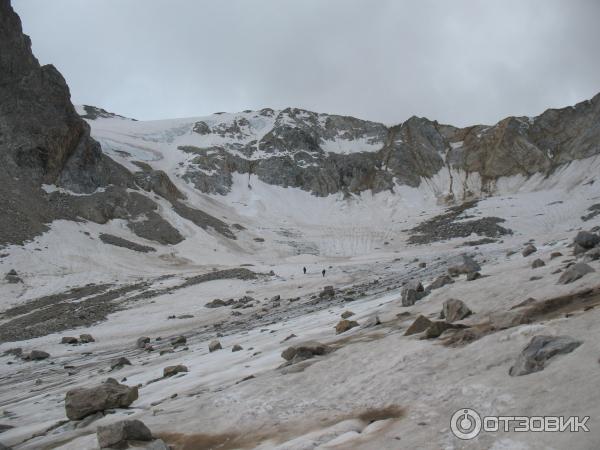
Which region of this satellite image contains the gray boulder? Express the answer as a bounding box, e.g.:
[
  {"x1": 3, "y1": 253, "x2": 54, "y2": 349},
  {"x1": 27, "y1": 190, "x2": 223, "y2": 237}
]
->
[
  {"x1": 573, "y1": 231, "x2": 600, "y2": 249},
  {"x1": 136, "y1": 337, "x2": 150, "y2": 349},
  {"x1": 441, "y1": 299, "x2": 472, "y2": 323},
  {"x1": 110, "y1": 357, "x2": 132, "y2": 371},
  {"x1": 79, "y1": 334, "x2": 95, "y2": 343},
  {"x1": 531, "y1": 258, "x2": 545, "y2": 269},
  {"x1": 96, "y1": 419, "x2": 152, "y2": 448},
  {"x1": 61, "y1": 336, "x2": 78, "y2": 345},
  {"x1": 163, "y1": 365, "x2": 188, "y2": 377},
  {"x1": 232, "y1": 344, "x2": 243, "y2": 352},
  {"x1": 24, "y1": 350, "x2": 49, "y2": 361},
  {"x1": 522, "y1": 244, "x2": 537, "y2": 257},
  {"x1": 4, "y1": 269, "x2": 22, "y2": 284},
  {"x1": 558, "y1": 263, "x2": 595, "y2": 284},
  {"x1": 209, "y1": 340, "x2": 222, "y2": 352},
  {"x1": 509, "y1": 335, "x2": 582, "y2": 376},
  {"x1": 65, "y1": 378, "x2": 138, "y2": 420}
]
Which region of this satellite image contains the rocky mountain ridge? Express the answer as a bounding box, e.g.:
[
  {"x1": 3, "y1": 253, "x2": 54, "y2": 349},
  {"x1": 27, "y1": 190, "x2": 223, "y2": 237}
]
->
[{"x1": 107, "y1": 94, "x2": 600, "y2": 200}]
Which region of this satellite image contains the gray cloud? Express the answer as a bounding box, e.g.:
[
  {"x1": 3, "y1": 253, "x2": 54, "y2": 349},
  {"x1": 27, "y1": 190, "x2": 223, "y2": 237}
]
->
[{"x1": 13, "y1": 0, "x2": 600, "y2": 126}]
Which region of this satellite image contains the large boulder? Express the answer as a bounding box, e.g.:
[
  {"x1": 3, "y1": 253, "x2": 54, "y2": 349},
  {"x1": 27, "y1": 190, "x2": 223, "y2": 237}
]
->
[
  {"x1": 335, "y1": 319, "x2": 359, "y2": 334},
  {"x1": 65, "y1": 378, "x2": 138, "y2": 420},
  {"x1": 441, "y1": 298, "x2": 472, "y2": 323},
  {"x1": 558, "y1": 263, "x2": 595, "y2": 284},
  {"x1": 509, "y1": 335, "x2": 582, "y2": 376},
  {"x1": 23, "y1": 350, "x2": 49, "y2": 361},
  {"x1": 96, "y1": 419, "x2": 152, "y2": 448},
  {"x1": 573, "y1": 231, "x2": 600, "y2": 250},
  {"x1": 447, "y1": 255, "x2": 481, "y2": 276}
]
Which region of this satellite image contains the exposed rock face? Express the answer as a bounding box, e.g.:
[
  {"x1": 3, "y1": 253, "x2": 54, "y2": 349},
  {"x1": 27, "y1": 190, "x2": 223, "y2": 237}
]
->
[
  {"x1": 65, "y1": 378, "x2": 138, "y2": 420},
  {"x1": 0, "y1": 1, "x2": 235, "y2": 247},
  {"x1": 404, "y1": 315, "x2": 433, "y2": 336},
  {"x1": 509, "y1": 335, "x2": 582, "y2": 376}
]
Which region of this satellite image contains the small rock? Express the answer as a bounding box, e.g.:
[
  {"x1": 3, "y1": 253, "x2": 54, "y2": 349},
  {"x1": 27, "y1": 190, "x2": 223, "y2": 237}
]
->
[
  {"x1": 25, "y1": 350, "x2": 50, "y2": 361},
  {"x1": 281, "y1": 341, "x2": 331, "y2": 363},
  {"x1": 335, "y1": 319, "x2": 359, "y2": 334},
  {"x1": 441, "y1": 299, "x2": 472, "y2": 322},
  {"x1": 558, "y1": 263, "x2": 595, "y2": 284},
  {"x1": 509, "y1": 335, "x2": 583, "y2": 376},
  {"x1": 522, "y1": 244, "x2": 537, "y2": 257},
  {"x1": 61, "y1": 336, "x2": 78, "y2": 345},
  {"x1": 4, "y1": 269, "x2": 22, "y2": 284},
  {"x1": 341, "y1": 310, "x2": 355, "y2": 319},
  {"x1": 466, "y1": 271, "x2": 481, "y2": 281},
  {"x1": 232, "y1": 344, "x2": 243, "y2": 352},
  {"x1": 209, "y1": 340, "x2": 222, "y2": 352},
  {"x1": 270, "y1": 295, "x2": 281, "y2": 302},
  {"x1": 418, "y1": 262, "x2": 426, "y2": 268},
  {"x1": 488, "y1": 311, "x2": 530, "y2": 329},
  {"x1": 110, "y1": 357, "x2": 132, "y2": 371},
  {"x1": 136, "y1": 337, "x2": 150, "y2": 349},
  {"x1": 163, "y1": 365, "x2": 188, "y2": 377},
  {"x1": 531, "y1": 259, "x2": 545, "y2": 269},
  {"x1": 79, "y1": 334, "x2": 95, "y2": 343},
  {"x1": 550, "y1": 252, "x2": 563, "y2": 259},
  {"x1": 171, "y1": 336, "x2": 187, "y2": 346},
  {"x1": 96, "y1": 419, "x2": 152, "y2": 448}
]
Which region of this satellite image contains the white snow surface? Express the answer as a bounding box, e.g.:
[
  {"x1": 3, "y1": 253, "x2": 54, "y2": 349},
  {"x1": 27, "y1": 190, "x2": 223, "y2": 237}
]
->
[{"x1": 0, "y1": 111, "x2": 599, "y2": 449}]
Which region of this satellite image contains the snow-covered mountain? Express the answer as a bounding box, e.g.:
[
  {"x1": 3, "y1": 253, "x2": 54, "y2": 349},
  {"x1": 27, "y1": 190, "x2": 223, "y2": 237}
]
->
[{"x1": 2, "y1": 1, "x2": 600, "y2": 449}]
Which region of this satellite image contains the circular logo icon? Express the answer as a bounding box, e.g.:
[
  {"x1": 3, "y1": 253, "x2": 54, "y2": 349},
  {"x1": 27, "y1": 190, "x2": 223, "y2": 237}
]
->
[{"x1": 450, "y1": 408, "x2": 482, "y2": 440}]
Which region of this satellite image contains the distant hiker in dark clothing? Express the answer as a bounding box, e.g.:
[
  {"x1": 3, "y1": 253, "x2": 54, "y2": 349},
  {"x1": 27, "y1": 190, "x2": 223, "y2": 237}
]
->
[
  {"x1": 322, "y1": 269, "x2": 326, "y2": 277},
  {"x1": 303, "y1": 267, "x2": 307, "y2": 274}
]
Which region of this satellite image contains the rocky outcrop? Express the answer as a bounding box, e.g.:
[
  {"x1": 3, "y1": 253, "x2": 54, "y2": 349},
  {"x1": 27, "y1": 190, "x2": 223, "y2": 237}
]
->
[{"x1": 0, "y1": 1, "x2": 235, "y2": 247}]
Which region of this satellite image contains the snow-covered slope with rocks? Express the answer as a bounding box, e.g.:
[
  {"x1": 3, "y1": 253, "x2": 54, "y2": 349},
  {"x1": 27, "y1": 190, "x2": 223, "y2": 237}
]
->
[{"x1": 2, "y1": 1, "x2": 600, "y2": 449}]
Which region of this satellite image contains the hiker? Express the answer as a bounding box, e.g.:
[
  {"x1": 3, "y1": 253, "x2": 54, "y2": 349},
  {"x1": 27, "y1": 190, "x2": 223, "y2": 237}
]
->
[
  {"x1": 303, "y1": 267, "x2": 307, "y2": 274},
  {"x1": 322, "y1": 269, "x2": 326, "y2": 277}
]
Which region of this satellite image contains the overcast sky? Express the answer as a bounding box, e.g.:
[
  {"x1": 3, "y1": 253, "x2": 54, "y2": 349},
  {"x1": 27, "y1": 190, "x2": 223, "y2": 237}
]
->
[{"x1": 13, "y1": 0, "x2": 600, "y2": 126}]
